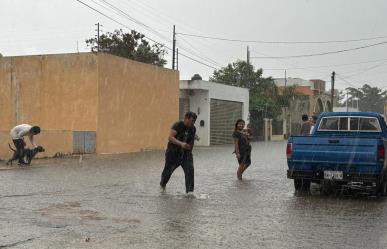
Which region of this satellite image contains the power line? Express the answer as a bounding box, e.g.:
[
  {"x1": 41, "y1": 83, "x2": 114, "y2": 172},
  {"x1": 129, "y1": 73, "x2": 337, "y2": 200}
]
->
[
  {"x1": 336, "y1": 74, "x2": 361, "y2": 88},
  {"x1": 114, "y1": 0, "x2": 224, "y2": 68},
  {"x1": 177, "y1": 32, "x2": 387, "y2": 44},
  {"x1": 251, "y1": 48, "x2": 328, "y2": 76},
  {"x1": 263, "y1": 58, "x2": 387, "y2": 71},
  {"x1": 178, "y1": 52, "x2": 218, "y2": 70},
  {"x1": 96, "y1": 0, "x2": 172, "y2": 42},
  {"x1": 343, "y1": 61, "x2": 387, "y2": 79},
  {"x1": 250, "y1": 41, "x2": 387, "y2": 59},
  {"x1": 178, "y1": 36, "x2": 222, "y2": 67},
  {"x1": 111, "y1": 0, "x2": 171, "y2": 33},
  {"x1": 75, "y1": 0, "x2": 218, "y2": 70},
  {"x1": 101, "y1": 0, "x2": 226, "y2": 70}
]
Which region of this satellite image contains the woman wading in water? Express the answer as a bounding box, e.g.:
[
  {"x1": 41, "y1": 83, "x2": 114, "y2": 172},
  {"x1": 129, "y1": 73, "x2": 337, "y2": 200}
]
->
[{"x1": 233, "y1": 119, "x2": 252, "y2": 180}]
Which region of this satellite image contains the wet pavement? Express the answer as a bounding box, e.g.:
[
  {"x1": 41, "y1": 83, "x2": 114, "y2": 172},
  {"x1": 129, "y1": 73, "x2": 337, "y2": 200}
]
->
[{"x1": 1, "y1": 141, "x2": 387, "y2": 248}]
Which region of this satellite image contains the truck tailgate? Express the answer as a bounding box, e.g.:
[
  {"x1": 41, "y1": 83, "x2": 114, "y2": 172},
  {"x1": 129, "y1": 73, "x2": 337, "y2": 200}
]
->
[{"x1": 289, "y1": 136, "x2": 383, "y2": 173}]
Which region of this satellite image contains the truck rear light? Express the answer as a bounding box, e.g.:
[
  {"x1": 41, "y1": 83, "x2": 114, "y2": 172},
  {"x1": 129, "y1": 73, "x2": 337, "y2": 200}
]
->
[
  {"x1": 286, "y1": 143, "x2": 292, "y2": 159},
  {"x1": 378, "y1": 145, "x2": 385, "y2": 161}
]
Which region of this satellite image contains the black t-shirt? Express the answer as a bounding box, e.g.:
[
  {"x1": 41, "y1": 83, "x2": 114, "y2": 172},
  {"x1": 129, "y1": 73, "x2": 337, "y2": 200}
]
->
[
  {"x1": 233, "y1": 131, "x2": 251, "y2": 153},
  {"x1": 167, "y1": 121, "x2": 196, "y2": 152}
]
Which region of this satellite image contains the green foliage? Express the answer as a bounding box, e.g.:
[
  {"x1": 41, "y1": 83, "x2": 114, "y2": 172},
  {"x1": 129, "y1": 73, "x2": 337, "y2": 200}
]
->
[
  {"x1": 210, "y1": 60, "x2": 296, "y2": 119},
  {"x1": 86, "y1": 29, "x2": 167, "y2": 67},
  {"x1": 342, "y1": 84, "x2": 386, "y2": 113}
]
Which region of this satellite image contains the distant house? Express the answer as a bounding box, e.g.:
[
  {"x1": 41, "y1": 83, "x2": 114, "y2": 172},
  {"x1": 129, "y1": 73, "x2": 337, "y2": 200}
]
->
[
  {"x1": 274, "y1": 77, "x2": 334, "y2": 135},
  {"x1": 179, "y1": 79, "x2": 249, "y2": 146}
]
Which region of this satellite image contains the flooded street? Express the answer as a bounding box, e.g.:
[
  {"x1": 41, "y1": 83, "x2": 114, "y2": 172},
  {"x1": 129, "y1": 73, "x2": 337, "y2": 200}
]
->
[{"x1": 1, "y1": 141, "x2": 387, "y2": 248}]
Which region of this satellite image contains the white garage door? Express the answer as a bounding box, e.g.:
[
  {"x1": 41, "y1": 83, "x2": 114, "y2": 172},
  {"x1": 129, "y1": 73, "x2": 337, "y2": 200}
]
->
[{"x1": 210, "y1": 99, "x2": 243, "y2": 145}]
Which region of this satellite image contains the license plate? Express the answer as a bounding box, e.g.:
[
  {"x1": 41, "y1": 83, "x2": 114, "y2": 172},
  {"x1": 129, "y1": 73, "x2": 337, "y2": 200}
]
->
[{"x1": 324, "y1": 171, "x2": 343, "y2": 180}]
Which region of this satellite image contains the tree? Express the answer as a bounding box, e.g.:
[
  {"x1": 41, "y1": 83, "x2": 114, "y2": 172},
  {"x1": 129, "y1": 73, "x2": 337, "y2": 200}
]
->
[
  {"x1": 210, "y1": 60, "x2": 295, "y2": 119},
  {"x1": 86, "y1": 29, "x2": 167, "y2": 67},
  {"x1": 343, "y1": 84, "x2": 387, "y2": 113},
  {"x1": 0, "y1": 53, "x2": 2, "y2": 58}
]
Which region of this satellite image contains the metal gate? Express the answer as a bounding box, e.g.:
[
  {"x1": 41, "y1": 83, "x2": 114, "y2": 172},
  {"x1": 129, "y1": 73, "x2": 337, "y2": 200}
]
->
[
  {"x1": 210, "y1": 99, "x2": 243, "y2": 145},
  {"x1": 73, "y1": 131, "x2": 96, "y2": 154},
  {"x1": 272, "y1": 120, "x2": 283, "y2": 135}
]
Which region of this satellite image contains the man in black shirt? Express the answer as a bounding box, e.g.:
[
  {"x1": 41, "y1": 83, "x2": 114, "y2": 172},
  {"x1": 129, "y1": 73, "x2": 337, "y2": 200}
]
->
[{"x1": 160, "y1": 111, "x2": 197, "y2": 194}]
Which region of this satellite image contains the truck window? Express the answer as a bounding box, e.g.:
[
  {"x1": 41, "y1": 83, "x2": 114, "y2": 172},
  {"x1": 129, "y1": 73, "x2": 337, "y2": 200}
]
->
[
  {"x1": 319, "y1": 116, "x2": 381, "y2": 132},
  {"x1": 350, "y1": 117, "x2": 359, "y2": 130},
  {"x1": 319, "y1": 117, "x2": 339, "y2": 130},
  {"x1": 359, "y1": 118, "x2": 380, "y2": 131},
  {"x1": 339, "y1": 117, "x2": 348, "y2": 131}
]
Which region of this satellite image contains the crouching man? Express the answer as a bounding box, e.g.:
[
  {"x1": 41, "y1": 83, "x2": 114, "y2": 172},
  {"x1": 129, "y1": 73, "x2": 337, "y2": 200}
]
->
[{"x1": 10, "y1": 124, "x2": 41, "y2": 165}]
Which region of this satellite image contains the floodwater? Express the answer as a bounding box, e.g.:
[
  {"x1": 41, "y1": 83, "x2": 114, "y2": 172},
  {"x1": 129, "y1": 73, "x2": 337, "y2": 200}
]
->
[{"x1": 1, "y1": 141, "x2": 387, "y2": 248}]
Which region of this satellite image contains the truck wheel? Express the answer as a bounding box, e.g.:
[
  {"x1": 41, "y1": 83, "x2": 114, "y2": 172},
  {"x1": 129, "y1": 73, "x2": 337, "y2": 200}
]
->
[
  {"x1": 380, "y1": 180, "x2": 387, "y2": 196},
  {"x1": 294, "y1": 179, "x2": 310, "y2": 191},
  {"x1": 294, "y1": 179, "x2": 302, "y2": 191},
  {"x1": 302, "y1": 180, "x2": 311, "y2": 191}
]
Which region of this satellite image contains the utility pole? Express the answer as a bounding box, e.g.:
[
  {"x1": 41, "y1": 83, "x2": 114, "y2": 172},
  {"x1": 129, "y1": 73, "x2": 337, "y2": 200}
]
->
[
  {"x1": 172, "y1": 25, "x2": 176, "y2": 70},
  {"x1": 95, "y1": 23, "x2": 101, "y2": 52},
  {"x1": 246, "y1": 46, "x2": 251, "y2": 88},
  {"x1": 330, "y1": 71, "x2": 335, "y2": 112},
  {"x1": 285, "y1": 69, "x2": 287, "y2": 87},
  {"x1": 346, "y1": 89, "x2": 349, "y2": 112},
  {"x1": 176, "y1": 48, "x2": 179, "y2": 70},
  {"x1": 247, "y1": 46, "x2": 250, "y2": 66}
]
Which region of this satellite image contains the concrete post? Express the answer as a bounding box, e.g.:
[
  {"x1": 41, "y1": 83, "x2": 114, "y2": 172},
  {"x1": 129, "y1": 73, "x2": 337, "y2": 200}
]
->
[
  {"x1": 264, "y1": 118, "x2": 273, "y2": 142},
  {"x1": 264, "y1": 118, "x2": 269, "y2": 141}
]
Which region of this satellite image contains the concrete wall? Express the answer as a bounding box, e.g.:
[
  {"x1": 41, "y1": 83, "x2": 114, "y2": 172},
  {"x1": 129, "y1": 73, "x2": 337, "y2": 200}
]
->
[
  {"x1": 0, "y1": 53, "x2": 179, "y2": 159},
  {"x1": 97, "y1": 54, "x2": 179, "y2": 154},
  {"x1": 0, "y1": 53, "x2": 98, "y2": 159}
]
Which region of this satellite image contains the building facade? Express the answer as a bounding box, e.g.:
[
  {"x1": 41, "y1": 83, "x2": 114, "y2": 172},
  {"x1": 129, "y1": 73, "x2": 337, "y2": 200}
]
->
[
  {"x1": 180, "y1": 80, "x2": 249, "y2": 146},
  {"x1": 274, "y1": 77, "x2": 333, "y2": 135}
]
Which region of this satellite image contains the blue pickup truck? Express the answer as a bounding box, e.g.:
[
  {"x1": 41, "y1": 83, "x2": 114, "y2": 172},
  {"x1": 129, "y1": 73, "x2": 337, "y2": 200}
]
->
[{"x1": 287, "y1": 112, "x2": 387, "y2": 195}]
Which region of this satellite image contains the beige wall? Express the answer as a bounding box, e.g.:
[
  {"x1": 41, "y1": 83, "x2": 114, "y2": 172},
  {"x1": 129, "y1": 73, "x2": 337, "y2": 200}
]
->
[
  {"x1": 0, "y1": 53, "x2": 179, "y2": 159},
  {"x1": 0, "y1": 58, "x2": 16, "y2": 131},
  {"x1": 0, "y1": 53, "x2": 99, "y2": 159},
  {"x1": 0, "y1": 53, "x2": 98, "y2": 131},
  {"x1": 97, "y1": 54, "x2": 179, "y2": 154}
]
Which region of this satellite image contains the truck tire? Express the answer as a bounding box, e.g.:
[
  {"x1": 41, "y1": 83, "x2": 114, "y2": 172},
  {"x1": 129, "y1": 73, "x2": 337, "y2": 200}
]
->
[
  {"x1": 302, "y1": 180, "x2": 311, "y2": 191},
  {"x1": 294, "y1": 179, "x2": 311, "y2": 191},
  {"x1": 294, "y1": 179, "x2": 302, "y2": 191},
  {"x1": 379, "y1": 180, "x2": 387, "y2": 196}
]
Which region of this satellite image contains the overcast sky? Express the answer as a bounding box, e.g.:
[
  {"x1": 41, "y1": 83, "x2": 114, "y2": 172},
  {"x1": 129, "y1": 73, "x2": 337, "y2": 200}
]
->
[{"x1": 1, "y1": 0, "x2": 386, "y2": 90}]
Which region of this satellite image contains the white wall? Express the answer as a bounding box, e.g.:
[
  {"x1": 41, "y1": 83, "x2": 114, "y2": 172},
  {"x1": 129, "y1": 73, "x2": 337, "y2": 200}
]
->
[
  {"x1": 188, "y1": 90, "x2": 210, "y2": 146},
  {"x1": 333, "y1": 107, "x2": 359, "y2": 112}
]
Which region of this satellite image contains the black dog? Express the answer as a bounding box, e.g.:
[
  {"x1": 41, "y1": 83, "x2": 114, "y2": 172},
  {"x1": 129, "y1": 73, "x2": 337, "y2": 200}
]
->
[{"x1": 6, "y1": 144, "x2": 45, "y2": 166}]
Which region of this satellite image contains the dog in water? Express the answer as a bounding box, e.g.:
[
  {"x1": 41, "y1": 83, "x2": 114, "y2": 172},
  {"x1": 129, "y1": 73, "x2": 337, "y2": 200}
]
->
[{"x1": 6, "y1": 144, "x2": 45, "y2": 166}]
